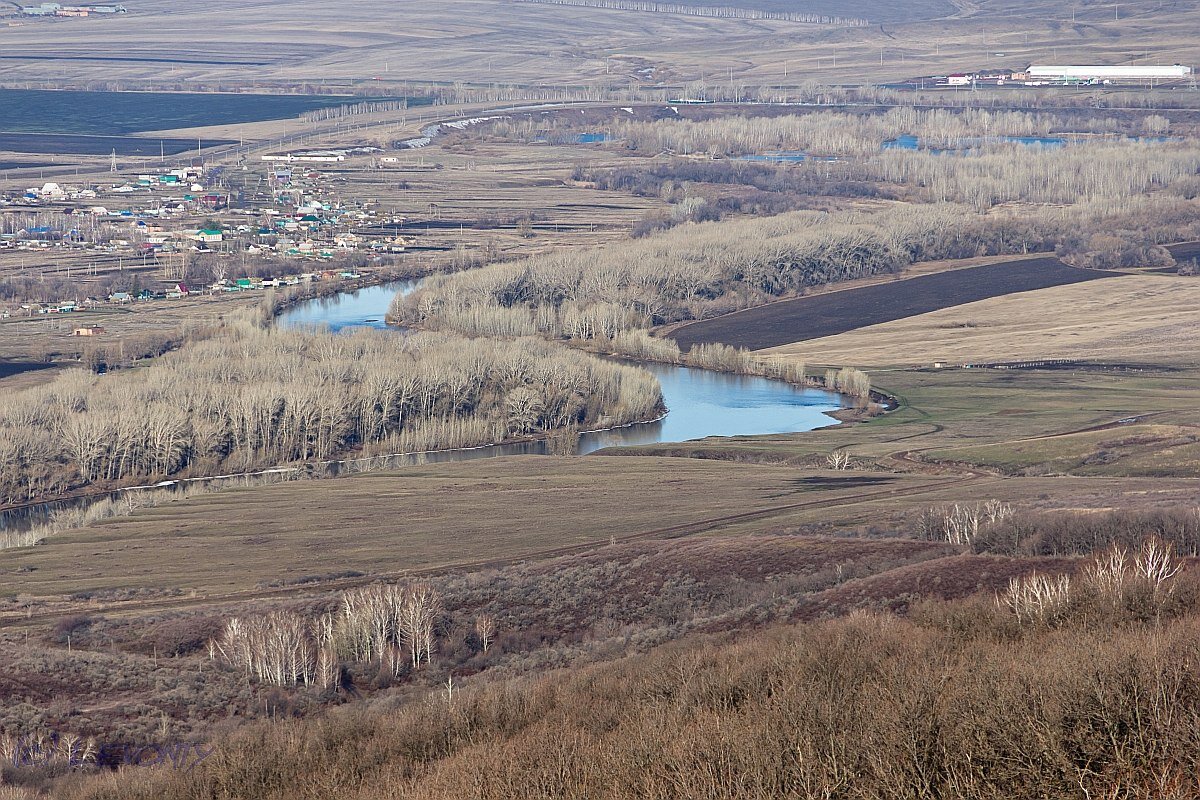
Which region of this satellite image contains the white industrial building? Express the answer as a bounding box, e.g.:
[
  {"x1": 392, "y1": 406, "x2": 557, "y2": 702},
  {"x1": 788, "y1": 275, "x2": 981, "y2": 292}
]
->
[{"x1": 1026, "y1": 64, "x2": 1192, "y2": 82}]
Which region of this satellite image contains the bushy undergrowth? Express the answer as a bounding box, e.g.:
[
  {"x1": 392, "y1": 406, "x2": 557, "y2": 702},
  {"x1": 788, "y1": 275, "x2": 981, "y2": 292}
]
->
[
  {"x1": 58, "y1": 591, "x2": 1200, "y2": 800},
  {"x1": 974, "y1": 507, "x2": 1200, "y2": 557}
]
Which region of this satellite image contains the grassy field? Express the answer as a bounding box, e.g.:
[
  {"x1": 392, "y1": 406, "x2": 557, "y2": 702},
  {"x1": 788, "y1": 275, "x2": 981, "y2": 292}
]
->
[
  {"x1": 926, "y1": 422, "x2": 1200, "y2": 477},
  {"x1": 4, "y1": 444, "x2": 1198, "y2": 604},
  {"x1": 0, "y1": 457, "x2": 957, "y2": 598}
]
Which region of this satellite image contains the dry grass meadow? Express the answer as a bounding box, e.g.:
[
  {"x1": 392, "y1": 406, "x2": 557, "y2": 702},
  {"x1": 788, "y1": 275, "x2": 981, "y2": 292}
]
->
[{"x1": 0, "y1": 456, "x2": 956, "y2": 598}]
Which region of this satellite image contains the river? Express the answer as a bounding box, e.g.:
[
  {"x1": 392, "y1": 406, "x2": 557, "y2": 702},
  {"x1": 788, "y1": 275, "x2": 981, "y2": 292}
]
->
[
  {"x1": 1, "y1": 281, "x2": 843, "y2": 534},
  {"x1": 276, "y1": 279, "x2": 846, "y2": 456}
]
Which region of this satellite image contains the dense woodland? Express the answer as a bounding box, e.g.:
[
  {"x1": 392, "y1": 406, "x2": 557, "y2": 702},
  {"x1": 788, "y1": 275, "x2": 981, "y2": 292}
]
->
[
  {"x1": 607, "y1": 107, "x2": 1144, "y2": 156},
  {"x1": 489, "y1": 106, "x2": 1178, "y2": 154},
  {"x1": 0, "y1": 323, "x2": 661, "y2": 515},
  {"x1": 393, "y1": 198, "x2": 1200, "y2": 343}
]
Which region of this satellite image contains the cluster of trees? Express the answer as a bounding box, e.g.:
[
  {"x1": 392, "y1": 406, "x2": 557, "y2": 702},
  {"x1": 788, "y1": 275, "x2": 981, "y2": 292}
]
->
[
  {"x1": 606, "y1": 107, "x2": 1110, "y2": 156},
  {"x1": 575, "y1": 159, "x2": 891, "y2": 203},
  {"x1": 918, "y1": 499, "x2": 1016, "y2": 545},
  {"x1": 871, "y1": 142, "x2": 1200, "y2": 210},
  {"x1": 537, "y1": 110, "x2": 1200, "y2": 213},
  {"x1": 1002, "y1": 537, "x2": 1184, "y2": 625},
  {"x1": 824, "y1": 366, "x2": 870, "y2": 398},
  {"x1": 214, "y1": 582, "x2": 450, "y2": 688},
  {"x1": 392, "y1": 202, "x2": 1093, "y2": 342},
  {"x1": 0, "y1": 324, "x2": 662, "y2": 508}
]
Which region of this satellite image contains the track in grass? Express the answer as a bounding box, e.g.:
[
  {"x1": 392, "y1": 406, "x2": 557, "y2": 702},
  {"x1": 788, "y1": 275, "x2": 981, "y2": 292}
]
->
[{"x1": 668, "y1": 256, "x2": 1122, "y2": 351}]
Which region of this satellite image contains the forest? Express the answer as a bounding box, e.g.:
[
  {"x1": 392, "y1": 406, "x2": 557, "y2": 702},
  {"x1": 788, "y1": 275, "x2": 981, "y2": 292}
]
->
[
  {"x1": 0, "y1": 321, "x2": 662, "y2": 515},
  {"x1": 393, "y1": 198, "x2": 1200, "y2": 344},
  {"x1": 487, "y1": 107, "x2": 1176, "y2": 156}
]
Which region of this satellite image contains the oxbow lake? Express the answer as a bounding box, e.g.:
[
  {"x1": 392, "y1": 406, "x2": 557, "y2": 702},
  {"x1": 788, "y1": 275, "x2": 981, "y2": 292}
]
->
[
  {"x1": 278, "y1": 280, "x2": 847, "y2": 454},
  {"x1": 0, "y1": 281, "x2": 844, "y2": 533}
]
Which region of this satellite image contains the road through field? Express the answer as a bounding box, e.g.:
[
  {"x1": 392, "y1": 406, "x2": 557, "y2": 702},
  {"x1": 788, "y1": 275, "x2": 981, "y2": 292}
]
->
[{"x1": 668, "y1": 256, "x2": 1122, "y2": 351}]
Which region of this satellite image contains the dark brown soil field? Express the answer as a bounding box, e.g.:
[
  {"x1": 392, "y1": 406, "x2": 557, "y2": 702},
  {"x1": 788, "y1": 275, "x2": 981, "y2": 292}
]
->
[
  {"x1": 0, "y1": 132, "x2": 233, "y2": 156},
  {"x1": 668, "y1": 256, "x2": 1122, "y2": 351}
]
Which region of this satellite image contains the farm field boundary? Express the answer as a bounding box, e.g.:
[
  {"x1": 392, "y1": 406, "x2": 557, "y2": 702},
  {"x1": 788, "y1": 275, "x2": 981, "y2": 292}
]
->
[{"x1": 668, "y1": 256, "x2": 1122, "y2": 351}]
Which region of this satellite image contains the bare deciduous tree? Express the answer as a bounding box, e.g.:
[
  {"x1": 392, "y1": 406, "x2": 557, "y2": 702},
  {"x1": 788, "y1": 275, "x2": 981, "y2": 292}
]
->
[
  {"x1": 1134, "y1": 537, "x2": 1182, "y2": 597},
  {"x1": 826, "y1": 451, "x2": 852, "y2": 471},
  {"x1": 1085, "y1": 545, "x2": 1130, "y2": 605},
  {"x1": 475, "y1": 614, "x2": 497, "y2": 653},
  {"x1": 1001, "y1": 573, "x2": 1072, "y2": 624},
  {"x1": 399, "y1": 583, "x2": 442, "y2": 669}
]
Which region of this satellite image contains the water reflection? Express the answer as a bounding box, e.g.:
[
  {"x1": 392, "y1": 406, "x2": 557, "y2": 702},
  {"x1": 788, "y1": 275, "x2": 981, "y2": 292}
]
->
[
  {"x1": 2, "y1": 281, "x2": 845, "y2": 533},
  {"x1": 276, "y1": 280, "x2": 421, "y2": 332}
]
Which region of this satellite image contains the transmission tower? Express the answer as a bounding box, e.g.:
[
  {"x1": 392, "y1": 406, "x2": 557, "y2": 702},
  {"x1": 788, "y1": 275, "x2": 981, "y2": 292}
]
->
[{"x1": 110, "y1": 149, "x2": 118, "y2": 173}]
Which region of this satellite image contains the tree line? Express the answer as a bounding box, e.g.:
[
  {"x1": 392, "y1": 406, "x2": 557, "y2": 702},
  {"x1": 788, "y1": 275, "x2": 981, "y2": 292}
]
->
[
  {"x1": 601, "y1": 107, "x2": 1122, "y2": 157},
  {"x1": 392, "y1": 199, "x2": 1199, "y2": 347}
]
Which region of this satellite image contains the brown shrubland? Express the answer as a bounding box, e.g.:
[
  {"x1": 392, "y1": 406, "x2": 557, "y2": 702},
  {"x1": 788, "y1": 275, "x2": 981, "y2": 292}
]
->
[{"x1": 58, "y1": 586, "x2": 1200, "y2": 800}]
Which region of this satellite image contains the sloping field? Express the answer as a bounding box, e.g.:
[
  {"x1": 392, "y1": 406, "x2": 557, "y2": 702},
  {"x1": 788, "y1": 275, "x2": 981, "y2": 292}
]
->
[
  {"x1": 927, "y1": 423, "x2": 1200, "y2": 478},
  {"x1": 669, "y1": 257, "x2": 1120, "y2": 352},
  {"x1": 0, "y1": 457, "x2": 954, "y2": 597},
  {"x1": 762, "y1": 273, "x2": 1200, "y2": 369}
]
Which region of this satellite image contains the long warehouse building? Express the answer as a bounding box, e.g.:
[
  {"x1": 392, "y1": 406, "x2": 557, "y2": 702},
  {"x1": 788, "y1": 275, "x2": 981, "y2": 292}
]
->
[{"x1": 1026, "y1": 64, "x2": 1192, "y2": 81}]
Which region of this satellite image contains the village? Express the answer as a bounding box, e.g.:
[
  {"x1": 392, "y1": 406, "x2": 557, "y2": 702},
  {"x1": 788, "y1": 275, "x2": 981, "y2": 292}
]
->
[{"x1": 0, "y1": 152, "x2": 415, "y2": 323}]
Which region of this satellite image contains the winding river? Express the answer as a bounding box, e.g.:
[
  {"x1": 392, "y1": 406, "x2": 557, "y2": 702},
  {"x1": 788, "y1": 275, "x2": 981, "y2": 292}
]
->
[
  {"x1": 1, "y1": 281, "x2": 843, "y2": 533},
  {"x1": 276, "y1": 279, "x2": 846, "y2": 456}
]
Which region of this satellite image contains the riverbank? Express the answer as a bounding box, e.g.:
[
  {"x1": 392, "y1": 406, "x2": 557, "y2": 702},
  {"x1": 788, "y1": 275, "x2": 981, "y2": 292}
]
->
[{"x1": 2, "y1": 287, "x2": 854, "y2": 538}]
